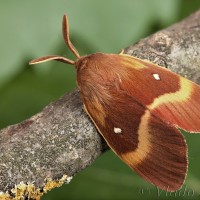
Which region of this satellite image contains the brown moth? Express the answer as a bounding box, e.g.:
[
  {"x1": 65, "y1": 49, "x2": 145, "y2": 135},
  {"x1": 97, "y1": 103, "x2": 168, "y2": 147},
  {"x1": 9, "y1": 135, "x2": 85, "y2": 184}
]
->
[{"x1": 30, "y1": 15, "x2": 200, "y2": 191}]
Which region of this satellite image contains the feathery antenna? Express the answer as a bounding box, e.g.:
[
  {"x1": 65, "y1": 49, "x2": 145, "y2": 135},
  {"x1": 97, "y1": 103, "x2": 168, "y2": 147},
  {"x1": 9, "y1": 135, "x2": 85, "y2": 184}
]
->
[
  {"x1": 62, "y1": 15, "x2": 80, "y2": 59},
  {"x1": 29, "y1": 14, "x2": 80, "y2": 65}
]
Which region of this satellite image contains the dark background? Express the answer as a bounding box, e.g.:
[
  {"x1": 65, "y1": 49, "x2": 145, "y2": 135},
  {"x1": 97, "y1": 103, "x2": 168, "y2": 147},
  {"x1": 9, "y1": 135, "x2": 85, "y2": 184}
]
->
[{"x1": 0, "y1": 1, "x2": 200, "y2": 199}]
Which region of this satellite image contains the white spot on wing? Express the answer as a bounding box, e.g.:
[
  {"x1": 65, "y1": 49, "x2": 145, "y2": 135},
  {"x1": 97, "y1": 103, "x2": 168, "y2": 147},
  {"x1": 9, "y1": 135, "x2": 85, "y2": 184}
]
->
[
  {"x1": 153, "y1": 73, "x2": 160, "y2": 80},
  {"x1": 114, "y1": 127, "x2": 122, "y2": 134}
]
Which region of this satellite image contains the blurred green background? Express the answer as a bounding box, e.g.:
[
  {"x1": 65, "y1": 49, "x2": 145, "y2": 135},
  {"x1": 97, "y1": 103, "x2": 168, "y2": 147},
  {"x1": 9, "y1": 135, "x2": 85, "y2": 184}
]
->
[{"x1": 0, "y1": 0, "x2": 200, "y2": 199}]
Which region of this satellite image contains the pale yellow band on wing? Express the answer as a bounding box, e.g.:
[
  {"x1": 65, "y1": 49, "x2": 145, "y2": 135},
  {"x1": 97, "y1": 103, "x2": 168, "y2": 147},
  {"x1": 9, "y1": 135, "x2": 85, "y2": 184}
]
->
[
  {"x1": 121, "y1": 110, "x2": 151, "y2": 166},
  {"x1": 120, "y1": 54, "x2": 147, "y2": 70},
  {"x1": 148, "y1": 77, "x2": 193, "y2": 110},
  {"x1": 121, "y1": 77, "x2": 193, "y2": 166}
]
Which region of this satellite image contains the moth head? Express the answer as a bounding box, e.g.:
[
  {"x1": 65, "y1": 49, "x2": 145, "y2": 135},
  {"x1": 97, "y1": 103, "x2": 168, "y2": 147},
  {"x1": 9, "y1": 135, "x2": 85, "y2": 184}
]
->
[{"x1": 29, "y1": 15, "x2": 84, "y2": 70}]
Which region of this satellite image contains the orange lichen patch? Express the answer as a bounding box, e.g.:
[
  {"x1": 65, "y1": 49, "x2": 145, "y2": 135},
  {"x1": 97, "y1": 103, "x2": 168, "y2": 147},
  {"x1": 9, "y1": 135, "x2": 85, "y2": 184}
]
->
[
  {"x1": 0, "y1": 193, "x2": 11, "y2": 200},
  {"x1": 11, "y1": 182, "x2": 41, "y2": 200},
  {"x1": 43, "y1": 175, "x2": 69, "y2": 193},
  {"x1": 0, "y1": 175, "x2": 70, "y2": 200}
]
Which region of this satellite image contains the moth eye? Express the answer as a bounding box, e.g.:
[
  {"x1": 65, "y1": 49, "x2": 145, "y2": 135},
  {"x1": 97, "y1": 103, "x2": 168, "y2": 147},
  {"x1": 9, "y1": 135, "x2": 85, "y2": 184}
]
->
[{"x1": 152, "y1": 73, "x2": 161, "y2": 81}]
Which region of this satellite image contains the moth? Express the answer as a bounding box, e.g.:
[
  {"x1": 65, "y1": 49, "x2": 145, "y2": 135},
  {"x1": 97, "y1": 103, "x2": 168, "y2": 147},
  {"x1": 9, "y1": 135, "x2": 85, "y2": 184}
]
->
[{"x1": 30, "y1": 15, "x2": 200, "y2": 191}]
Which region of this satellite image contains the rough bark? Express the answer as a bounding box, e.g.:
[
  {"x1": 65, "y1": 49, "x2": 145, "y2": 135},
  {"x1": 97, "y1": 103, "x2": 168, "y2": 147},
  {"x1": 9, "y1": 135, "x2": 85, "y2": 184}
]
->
[{"x1": 0, "y1": 10, "x2": 200, "y2": 199}]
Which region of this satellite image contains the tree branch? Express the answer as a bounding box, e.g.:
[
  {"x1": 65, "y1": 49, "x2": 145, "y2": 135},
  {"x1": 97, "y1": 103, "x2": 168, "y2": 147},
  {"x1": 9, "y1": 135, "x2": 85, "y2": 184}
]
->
[{"x1": 1, "y1": 10, "x2": 200, "y2": 199}]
